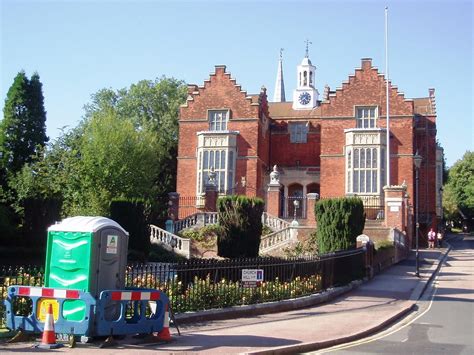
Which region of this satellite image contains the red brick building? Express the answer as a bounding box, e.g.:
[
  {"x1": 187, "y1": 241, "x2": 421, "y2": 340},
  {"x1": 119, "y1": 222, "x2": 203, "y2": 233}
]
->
[{"x1": 175, "y1": 54, "x2": 443, "y2": 240}]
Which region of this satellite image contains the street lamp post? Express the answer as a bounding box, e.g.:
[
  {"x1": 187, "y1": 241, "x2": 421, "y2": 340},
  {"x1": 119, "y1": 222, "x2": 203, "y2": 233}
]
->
[
  {"x1": 293, "y1": 199, "x2": 300, "y2": 223},
  {"x1": 414, "y1": 151, "x2": 423, "y2": 277}
]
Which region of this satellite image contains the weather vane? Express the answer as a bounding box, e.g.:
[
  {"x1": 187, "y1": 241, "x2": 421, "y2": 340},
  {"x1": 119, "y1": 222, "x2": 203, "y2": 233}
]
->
[
  {"x1": 305, "y1": 39, "x2": 312, "y2": 58},
  {"x1": 279, "y1": 48, "x2": 284, "y2": 60}
]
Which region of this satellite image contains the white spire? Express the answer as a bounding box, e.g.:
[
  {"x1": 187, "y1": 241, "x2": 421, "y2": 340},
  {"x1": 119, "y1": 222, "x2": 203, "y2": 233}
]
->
[{"x1": 273, "y1": 48, "x2": 286, "y2": 102}]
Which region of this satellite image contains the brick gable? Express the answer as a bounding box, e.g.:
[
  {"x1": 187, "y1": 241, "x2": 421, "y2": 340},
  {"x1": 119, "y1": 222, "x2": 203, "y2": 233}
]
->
[{"x1": 177, "y1": 66, "x2": 268, "y2": 198}]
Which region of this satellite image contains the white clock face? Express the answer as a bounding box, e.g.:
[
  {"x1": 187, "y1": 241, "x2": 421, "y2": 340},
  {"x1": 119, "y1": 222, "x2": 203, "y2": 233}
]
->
[{"x1": 299, "y1": 91, "x2": 311, "y2": 105}]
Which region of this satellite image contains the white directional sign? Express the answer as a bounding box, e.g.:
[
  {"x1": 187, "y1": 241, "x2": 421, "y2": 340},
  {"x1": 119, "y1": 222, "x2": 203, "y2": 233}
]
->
[{"x1": 241, "y1": 269, "x2": 264, "y2": 282}]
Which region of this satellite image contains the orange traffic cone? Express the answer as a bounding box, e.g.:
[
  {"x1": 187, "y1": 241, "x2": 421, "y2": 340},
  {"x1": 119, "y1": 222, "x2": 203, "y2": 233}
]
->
[
  {"x1": 156, "y1": 304, "x2": 172, "y2": 341},
  {"x1": 37, "y1": 304, "x2": 62, "y2": 349}
]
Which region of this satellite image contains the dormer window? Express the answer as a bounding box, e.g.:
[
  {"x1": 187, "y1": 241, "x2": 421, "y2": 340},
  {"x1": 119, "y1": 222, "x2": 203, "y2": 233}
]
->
[
  {"x1": 209, "y1": 110, "x2": 229, "y2": 131},
  {"x1": 356, "y1": 107, "x2": 378, "y2": 128}
]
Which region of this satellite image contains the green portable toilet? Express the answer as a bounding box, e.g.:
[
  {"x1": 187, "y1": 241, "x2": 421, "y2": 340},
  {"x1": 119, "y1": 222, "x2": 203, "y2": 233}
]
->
[{"x1": 45, "y1": 216, "x2": 129, "y2": 297}]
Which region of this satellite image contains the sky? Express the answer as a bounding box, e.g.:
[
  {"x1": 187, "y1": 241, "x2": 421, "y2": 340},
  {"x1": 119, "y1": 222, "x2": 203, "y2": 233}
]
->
[{"x1": 1, "y1": 0, "x2": 472, "y2": 167}]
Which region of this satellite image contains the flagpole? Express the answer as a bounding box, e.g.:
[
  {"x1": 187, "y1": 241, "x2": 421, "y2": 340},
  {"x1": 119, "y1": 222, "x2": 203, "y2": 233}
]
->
[{"x1": 385, "y1": 6, "x2": 390, "y2": 187}]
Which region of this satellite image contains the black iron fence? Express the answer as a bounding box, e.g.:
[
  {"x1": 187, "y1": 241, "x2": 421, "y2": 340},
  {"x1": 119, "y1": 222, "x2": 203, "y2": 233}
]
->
[
  {"x1": 1, "y1": 249, "x2": 365, "y2": 327},
  {"x1": 280, "y1": 195, "x2": 384, "y2": 221},
  {"x1": 356, "y1": 195, "x2": 385, "y2": 220}
]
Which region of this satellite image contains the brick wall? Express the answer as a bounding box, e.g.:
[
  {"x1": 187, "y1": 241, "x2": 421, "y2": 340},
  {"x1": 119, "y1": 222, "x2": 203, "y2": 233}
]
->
[
  {"x1": 175, "y1": 58, "x2": 438, "y2": 234},
  {"x1": 270, "y1": 122, "x2": 321, "y2": 167},
  {"x1": 319, "y1": 58, "x2": 416, "y2": 197},
  {"x1": 177, "y1": 66, "x2": 267, "y2": 198},
  {"x1": 415, "y1": 114, "x2": 438, "y2": 235}
]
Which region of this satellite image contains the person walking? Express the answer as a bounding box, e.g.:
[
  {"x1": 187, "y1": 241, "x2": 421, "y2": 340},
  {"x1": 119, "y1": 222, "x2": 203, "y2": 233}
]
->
[
  {"x1": 428, "y1": 228, "x2": 436, "y2": 249},
  {"x1": 437, "y1": 231, "x2": 443, "y2": 248}
]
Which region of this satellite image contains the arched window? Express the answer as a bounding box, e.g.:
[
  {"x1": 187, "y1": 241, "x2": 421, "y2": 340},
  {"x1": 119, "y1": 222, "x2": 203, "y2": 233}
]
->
[
  {"x1": 303, "y1": 71, "x2": 307, "y2": 86},
  {"x1": 287, "y1": 183, "x2": 304, "y2": 218}
]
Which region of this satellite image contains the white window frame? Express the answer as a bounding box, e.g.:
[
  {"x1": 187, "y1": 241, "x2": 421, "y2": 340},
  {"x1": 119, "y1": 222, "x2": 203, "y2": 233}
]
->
[
  {"x1": 197, "y1": 149, "x2": 235, "y2": 194},
  {"x1": 208, "y1": 110, "x2": 229, "y2": 131},
  {"x1": 356, "y1": 106, "x2": 378, "y2": 129},
  {"x1": 346, "y1": 147, "x2": 383, "y2": 194},
  {"x1": 289, "y1": 122, "x2": 308, "y2": 143}
]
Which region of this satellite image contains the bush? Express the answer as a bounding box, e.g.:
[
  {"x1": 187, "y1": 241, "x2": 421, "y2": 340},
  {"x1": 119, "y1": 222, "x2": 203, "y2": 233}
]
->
[
  {"x1": 179, "y1": 224, "x2": 220, "y2": 251},
  {"x1": 22, "y1": 197, "x2": 62, "y2": 248},
  {"x1": 217, "y1": 195, "x2": 264, "y2": 258},
  {"x1": 374, "y1": 240, "x2": 395, "y2": 256},
  {"x1": 146, "y1": 243, "x2": 187, "y2": 263},
  {"x1": 374, "y1": 239, "x2": 394, "y2": 251},
  {"x1": 166, "y1": 274, "x2": 322, "y2": 313},
  {"x1": 110, "y1": 198, "x2": 150, "y2": 258},
  {"x1": 0, "y1": 203, "x2": 20, "y2": 246},
  {"x1": 261, "y1": 225, "x2": 272, "y2": 236},
  {"x1": 179, "y1": 224, "x2": 221, "y2": 243},
  {"x1": 315, "y1": 197, "x2": 365, "y2": 254}
]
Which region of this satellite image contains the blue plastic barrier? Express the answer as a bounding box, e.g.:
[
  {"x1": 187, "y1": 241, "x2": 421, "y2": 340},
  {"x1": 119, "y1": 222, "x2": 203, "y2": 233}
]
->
[
  {"x1": 94, "y1": 288, "x2": 168, "y2": 336},
  {"x1": 4, "y1": 286, "x2": 96, "y2": 336},
  {"x1": 4, "y1": 286, "x2": 169, "y2": 338}
]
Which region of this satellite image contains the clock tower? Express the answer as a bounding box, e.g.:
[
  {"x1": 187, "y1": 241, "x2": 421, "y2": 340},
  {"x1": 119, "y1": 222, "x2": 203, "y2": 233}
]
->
[{"x1": 292, "y1": 41, "x2": 319, "y2": 110}]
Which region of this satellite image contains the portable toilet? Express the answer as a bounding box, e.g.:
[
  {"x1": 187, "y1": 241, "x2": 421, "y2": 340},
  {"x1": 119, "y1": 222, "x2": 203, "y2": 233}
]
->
[{"x1": 44, "y1": 216, "x2": 129, "y2": 320}]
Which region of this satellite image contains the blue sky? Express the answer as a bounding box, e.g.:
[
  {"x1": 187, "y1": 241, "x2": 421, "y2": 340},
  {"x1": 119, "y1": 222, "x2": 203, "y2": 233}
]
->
[{"x1": 1, "y1": 0, "x2": 472, "y2": 167}]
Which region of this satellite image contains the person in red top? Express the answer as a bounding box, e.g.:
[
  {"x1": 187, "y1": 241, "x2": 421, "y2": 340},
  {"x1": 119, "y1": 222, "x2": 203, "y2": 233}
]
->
[{"x1": 428, "y1": 228, "x2": 436, "y2": 249}]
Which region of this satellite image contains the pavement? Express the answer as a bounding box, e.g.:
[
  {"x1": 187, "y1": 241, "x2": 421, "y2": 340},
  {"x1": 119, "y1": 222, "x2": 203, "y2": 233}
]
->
[{"x1": 0, "y1": 243, "x2": 451, "y2": 354}]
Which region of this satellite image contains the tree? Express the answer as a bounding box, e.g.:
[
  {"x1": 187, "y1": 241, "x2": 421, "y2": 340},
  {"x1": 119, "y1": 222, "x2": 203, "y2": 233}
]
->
[
  {"x1": 217, "y1": 195, "x2": 264, "y2": 258},
  {"x1": 11, "y1": 76, "x2": 186, "y2": 220},
  {"x1": 315, "y1": 197, "x2": 365, "y2": 254},
  {"x1": 83, "y1": 77, "x2": 186, "y2": 220},
  {"x1": 0, "y1": 71, "x2": 48, "y2": 188},
  {"x1": 74, "y1": 110, "x2": 163, "y2": 216},
  {"x1": 443, "y1": 151, "x2": 474, "y2": 229}
]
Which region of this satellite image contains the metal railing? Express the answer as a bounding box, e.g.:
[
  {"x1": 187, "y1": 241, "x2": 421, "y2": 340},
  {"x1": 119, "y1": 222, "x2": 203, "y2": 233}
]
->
[
  {"x1": 178, "y1": 196, "x2": 205, "y2": 219},
  {"x1": 356, "y1": 195, "x2": 385, "y2": 220},
  {"x1": 1, "y1": 249, "x2": 366, "y2": 323},
  {"x1": 318, "y1": 195, "x2": 385, "y2": 221},
  {"x1": 125, "y1": 249, "x2": 365, "y2": 313}
]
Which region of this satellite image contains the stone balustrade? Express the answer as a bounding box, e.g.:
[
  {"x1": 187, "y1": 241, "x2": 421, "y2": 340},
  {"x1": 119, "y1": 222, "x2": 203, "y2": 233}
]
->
[
  {"x1": 150, "y1": 224, "x2": 191, "y2": 259},
  {"x1": 259, "y1": 227, "x2": 293, "y2": 253},
  {"x1": 173, "y1": 212, "x2": 219, "y2": 233},
  {"x1": 261, "y1": 212, "x2": 291, "y2": 231}
]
